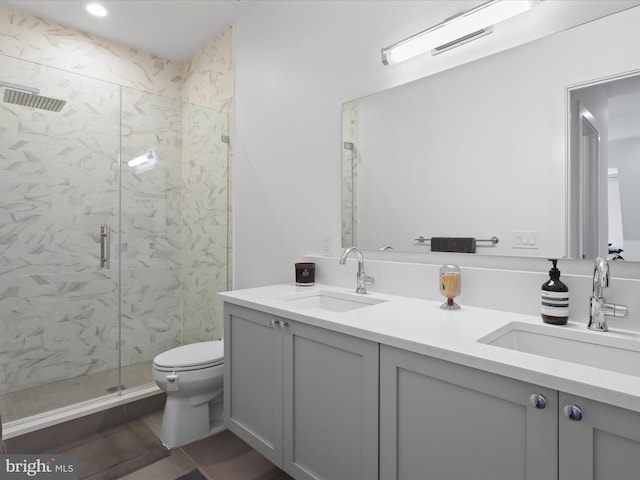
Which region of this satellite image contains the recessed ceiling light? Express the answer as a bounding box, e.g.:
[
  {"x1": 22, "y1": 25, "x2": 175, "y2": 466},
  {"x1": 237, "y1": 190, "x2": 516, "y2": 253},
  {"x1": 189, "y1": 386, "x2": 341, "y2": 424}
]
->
[{"x1": 86, "y1": 2, "x2": 109, "y2": 17}]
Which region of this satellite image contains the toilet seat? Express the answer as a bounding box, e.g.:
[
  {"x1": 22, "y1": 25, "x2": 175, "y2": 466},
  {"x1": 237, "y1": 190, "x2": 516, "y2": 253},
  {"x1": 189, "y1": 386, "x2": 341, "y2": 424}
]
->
[{"x1": 153, "y1": 341, "x2": 224, "y2": 372}]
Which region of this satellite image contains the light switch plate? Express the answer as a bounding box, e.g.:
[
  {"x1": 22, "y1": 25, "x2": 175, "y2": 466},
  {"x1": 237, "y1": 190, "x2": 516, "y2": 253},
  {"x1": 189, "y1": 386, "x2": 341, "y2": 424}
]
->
[{"x1": 513, "y1": 231, "x2": 539, "y2": 249}]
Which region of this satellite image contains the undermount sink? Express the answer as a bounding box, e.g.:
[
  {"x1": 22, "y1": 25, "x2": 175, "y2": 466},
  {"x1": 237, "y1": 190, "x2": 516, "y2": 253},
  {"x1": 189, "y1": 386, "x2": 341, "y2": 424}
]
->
[
  {"x1": 479, "y1": 322, "x2": 640, "y2": 377},
  {"x1": 281, "y1": 289, "x2": 387, "y2": 313}
]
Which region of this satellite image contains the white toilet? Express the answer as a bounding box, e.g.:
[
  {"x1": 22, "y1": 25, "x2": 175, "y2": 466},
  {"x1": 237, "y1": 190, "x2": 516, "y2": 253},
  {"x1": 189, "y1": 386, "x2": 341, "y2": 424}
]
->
[{"x1": 152, "y1": 340, "x2": 225, "y2": 448}]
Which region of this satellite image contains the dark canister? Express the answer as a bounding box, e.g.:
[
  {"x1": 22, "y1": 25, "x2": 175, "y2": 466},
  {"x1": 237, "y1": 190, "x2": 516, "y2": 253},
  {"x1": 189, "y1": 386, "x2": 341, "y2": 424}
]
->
[{"x1": 295, "y1": 262, "x2": 315, "y2": 286}]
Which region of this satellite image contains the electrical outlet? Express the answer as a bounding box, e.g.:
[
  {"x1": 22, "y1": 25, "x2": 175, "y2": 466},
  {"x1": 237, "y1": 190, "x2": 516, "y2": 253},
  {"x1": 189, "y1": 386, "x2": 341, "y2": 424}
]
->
[{"x1": 321, "y1": 233, "x2": 331, "y2": 256}]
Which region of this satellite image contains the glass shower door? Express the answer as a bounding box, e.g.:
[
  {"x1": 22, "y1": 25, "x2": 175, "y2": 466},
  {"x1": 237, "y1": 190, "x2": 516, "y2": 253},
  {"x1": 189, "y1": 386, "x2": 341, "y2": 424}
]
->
[
  {"x1": 118, "y1": 87, "x2": 185, "y2": 390},
  {"x1": 118, "y1": 90, "x2": 230, "y2": 391},
  {"x1": 0, "y1": 55, "x2": 232, "y2": 424},
  {"x1": 0, "y1": 56, "x2": 122, "y2": 422}
]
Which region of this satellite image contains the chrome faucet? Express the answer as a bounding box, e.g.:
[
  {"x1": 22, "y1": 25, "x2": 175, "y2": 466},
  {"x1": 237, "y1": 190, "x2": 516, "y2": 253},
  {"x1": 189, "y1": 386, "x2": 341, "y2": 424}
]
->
[
  {"x1": 588, "y1": 256, "x2": 628, "y2": 332},
  {"x1": 339, "y1": 246, "x2": 375, "y2": 294}
]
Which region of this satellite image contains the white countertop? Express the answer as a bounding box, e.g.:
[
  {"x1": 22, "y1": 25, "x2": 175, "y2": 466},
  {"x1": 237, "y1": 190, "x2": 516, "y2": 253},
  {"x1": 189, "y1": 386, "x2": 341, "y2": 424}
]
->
[{"x1": 219, "y1": 283, "x2": 640, "y2": 413}]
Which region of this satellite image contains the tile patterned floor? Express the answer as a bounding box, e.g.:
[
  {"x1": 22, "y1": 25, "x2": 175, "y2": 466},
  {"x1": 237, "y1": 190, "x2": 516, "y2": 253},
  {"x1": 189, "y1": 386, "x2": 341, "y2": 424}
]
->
[
  {"x1": 0, "y1": 366, "x2": 292, "y2": 479},
  {"x1": 0, "y1": 361, "x2": 153, "y2": 423},
  {"x1": 122, "y1": 411, "x2": 294, "y2": 480}
]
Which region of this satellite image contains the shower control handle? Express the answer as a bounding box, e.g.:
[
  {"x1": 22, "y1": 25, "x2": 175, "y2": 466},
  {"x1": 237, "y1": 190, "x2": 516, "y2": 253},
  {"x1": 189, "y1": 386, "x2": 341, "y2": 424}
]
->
[{"x1": 100, "y1": 225, "x2": 111, "y2": 269}]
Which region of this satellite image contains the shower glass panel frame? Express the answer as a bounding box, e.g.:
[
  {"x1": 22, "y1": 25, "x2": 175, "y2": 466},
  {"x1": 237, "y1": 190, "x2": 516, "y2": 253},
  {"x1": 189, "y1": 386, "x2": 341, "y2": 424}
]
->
[{"x1": 0, "y1": 54, "x2": 229, "y2": 426}]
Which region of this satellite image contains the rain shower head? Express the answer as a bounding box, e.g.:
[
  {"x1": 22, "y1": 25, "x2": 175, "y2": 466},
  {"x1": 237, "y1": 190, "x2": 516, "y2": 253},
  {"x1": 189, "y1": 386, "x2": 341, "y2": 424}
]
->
[
  {"x1": 3, "y1": 89, "x2": 67, "y2": 112},
  {"x1": 0, "y1": 81, "x2": 67, "y2": 112}
]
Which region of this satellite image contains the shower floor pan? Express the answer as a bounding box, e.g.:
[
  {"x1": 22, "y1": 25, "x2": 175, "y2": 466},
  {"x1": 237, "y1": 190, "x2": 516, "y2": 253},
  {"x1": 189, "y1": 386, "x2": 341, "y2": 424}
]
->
[{"x1": 0, "y1": 360, "x2": 153, "y2": 424}]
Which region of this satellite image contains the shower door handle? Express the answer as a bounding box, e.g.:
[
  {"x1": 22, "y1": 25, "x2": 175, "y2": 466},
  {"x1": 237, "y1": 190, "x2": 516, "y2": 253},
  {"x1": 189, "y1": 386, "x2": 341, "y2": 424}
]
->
[{"x1": 100, "y1": 225, "x2": 111, "y2": 269}]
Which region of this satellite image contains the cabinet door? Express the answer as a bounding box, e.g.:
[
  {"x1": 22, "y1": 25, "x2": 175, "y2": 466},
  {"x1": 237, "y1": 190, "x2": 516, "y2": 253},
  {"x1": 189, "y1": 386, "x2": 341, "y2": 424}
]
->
[
  {"x1": 380, "y1": 345, "x2": 558, "y2": 480},
  {"x1": 283, "y1": 321, "x2": 379, "y2": 480},
  {"x1": 224, "y1": 304, "x2": 284, "y2": 466},
  {"x1": 559, "y1": 392, "x2": 640, "y2": 480}
]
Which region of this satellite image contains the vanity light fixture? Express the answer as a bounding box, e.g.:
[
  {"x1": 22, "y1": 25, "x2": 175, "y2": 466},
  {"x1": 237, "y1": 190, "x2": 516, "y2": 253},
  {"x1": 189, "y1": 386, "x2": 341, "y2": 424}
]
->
[
  {"x1": 86, "y1": 2, "x2": 109, "y2": 17},
  {"x1": 381, "y1": 0, "x2": 538, "y2": 65}
]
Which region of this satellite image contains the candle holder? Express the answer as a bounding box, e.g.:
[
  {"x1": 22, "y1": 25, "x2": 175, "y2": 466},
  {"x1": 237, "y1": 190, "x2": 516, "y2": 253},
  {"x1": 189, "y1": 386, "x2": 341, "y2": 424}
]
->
[
  {"x1": 439, "y1": 264, "x2": 461, "y2": 310},
  {"x1": 295, "y1": 262, "x2": 315, "y2": 286}
]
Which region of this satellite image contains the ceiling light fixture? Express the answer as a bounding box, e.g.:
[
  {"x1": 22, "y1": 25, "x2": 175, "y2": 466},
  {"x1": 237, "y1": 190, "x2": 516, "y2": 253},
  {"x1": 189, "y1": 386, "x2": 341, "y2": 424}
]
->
[
  {"x1": 381, "y1": 0, "x2": 538, "y2": 65},
  {"x1": 86, "y1": 2, "x2": 109, "y2": 17}
]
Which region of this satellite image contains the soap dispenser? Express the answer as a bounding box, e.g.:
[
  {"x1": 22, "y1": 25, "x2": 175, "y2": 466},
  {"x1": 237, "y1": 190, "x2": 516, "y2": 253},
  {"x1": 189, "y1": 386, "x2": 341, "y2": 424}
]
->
[{"x1": 541, "y1": 259, "x2": 569, "y2": 325}]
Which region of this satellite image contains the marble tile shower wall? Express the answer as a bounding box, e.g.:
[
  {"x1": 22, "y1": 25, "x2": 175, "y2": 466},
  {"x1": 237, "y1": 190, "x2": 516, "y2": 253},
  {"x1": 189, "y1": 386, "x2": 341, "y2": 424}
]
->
[
  {"x1": 0, "y1": 5, "x2": 183, "y2": 99},
  {"x1": 182, "y1": 103, "x2": 229, "y2": 343},
  {"x1": 182, "y1": 26, "x2": 234, "y2": 308},
  {"x1": 119, "y1": 88, "x2": 184, "y2": 368},
  {"x1": 0, "y1": 60, "x2": 122, "y2": 394}
]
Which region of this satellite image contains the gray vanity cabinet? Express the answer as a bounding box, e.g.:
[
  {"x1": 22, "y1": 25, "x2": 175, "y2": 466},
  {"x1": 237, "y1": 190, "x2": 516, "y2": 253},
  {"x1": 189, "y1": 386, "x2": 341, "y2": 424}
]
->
[
  {"x1": 224, "y1": 303, "x2": 284, "y2": 466},
  {"x1": 379, "y1": 345, "x2": 558, "y2": 480},
  {"x1": 224, "y1": 303, "x2": 379, "y2": 480},
  {"x1": 225, "y1": 300, "x2": 640, "y2": 480},
  {"x1": 284, "y1": 320, "x2": 379, "y2": 480},
  {"x1": 559, "y1": 392, "x2": 640, "y2": 480}
]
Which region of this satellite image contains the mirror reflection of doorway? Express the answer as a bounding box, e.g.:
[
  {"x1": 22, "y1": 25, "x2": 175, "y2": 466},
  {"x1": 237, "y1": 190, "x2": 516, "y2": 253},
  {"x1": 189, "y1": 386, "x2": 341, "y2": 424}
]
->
[
  {"x1": 569, "y1": 72, "x2": 640, "y2": 261},
  {"x1": 579, "y1": 108, "x2": 601, "y2": 259},
  {"x1": 608, "y1": 168, "x2": 624, "y2": 256}
]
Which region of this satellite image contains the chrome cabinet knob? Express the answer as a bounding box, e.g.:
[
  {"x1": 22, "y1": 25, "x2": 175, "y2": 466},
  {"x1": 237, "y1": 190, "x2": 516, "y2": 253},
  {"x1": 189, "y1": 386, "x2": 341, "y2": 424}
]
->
[
  {"x1": 563, "y1": 404, "x2": 583, "y2": 421},
  {"x1": 529, "y1": 394, "x2": 547, "y2": 409},
  {"x1": 270, "y1": 319, "x2": 289, "y2": 330}
]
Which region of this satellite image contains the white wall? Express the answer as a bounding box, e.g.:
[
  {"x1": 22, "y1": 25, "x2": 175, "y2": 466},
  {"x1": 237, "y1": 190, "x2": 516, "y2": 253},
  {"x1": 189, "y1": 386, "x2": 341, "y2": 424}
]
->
[{"x1": 232, "y1": 0, "x2": 640, "y2": 328}]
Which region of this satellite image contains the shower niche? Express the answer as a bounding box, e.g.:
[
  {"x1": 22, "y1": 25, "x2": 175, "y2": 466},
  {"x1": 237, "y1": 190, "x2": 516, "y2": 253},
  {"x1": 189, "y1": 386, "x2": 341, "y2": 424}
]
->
[{"x1": 0, "y1": 55, "x2": 230, "y2": 424}]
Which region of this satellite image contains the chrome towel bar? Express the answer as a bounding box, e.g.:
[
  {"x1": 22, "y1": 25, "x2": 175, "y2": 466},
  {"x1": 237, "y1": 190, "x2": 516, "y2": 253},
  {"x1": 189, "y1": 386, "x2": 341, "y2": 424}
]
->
[{"x1": 414, "y1": 236, "x2": 499, "y2": 245}]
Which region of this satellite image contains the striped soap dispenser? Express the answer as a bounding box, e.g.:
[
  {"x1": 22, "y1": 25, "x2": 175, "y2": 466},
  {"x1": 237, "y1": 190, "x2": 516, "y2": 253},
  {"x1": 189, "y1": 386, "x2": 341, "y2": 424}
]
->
[{"x1": 541, "y1": 259, "x2": 569, "y2": 325}]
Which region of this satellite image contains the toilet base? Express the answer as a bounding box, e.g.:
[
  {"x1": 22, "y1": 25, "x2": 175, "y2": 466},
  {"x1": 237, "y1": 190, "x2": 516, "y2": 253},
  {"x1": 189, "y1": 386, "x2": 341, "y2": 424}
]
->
[{"x1": 160, "y1": 391, "x2": 224, "y2": 449}]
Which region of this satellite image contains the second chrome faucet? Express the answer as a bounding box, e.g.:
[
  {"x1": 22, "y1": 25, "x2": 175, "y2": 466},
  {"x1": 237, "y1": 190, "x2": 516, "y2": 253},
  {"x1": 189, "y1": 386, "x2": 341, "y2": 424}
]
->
[
  {"x1": 588, "y1": 256, "x2": 628, "y2": 332},
  {"x1": 340, "y1": 247, "x2": 375, "y2": 294}
]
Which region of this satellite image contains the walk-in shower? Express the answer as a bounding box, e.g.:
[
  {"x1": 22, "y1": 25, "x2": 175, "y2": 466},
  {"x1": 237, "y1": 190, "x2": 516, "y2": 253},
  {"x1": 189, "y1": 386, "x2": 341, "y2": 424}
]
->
[{"x1": 0, "y1": 54, "x2": 230, "y2": 434}]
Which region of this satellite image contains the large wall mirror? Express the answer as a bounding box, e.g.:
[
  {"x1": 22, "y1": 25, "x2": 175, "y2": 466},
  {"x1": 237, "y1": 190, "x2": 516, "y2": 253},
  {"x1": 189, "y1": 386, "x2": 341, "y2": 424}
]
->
[{"x1": 342, "y1": 5, "x2": 640, "y2": 261}]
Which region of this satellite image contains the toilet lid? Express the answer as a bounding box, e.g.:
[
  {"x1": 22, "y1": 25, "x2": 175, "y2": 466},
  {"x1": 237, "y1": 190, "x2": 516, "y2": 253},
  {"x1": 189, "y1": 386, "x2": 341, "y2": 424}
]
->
[{"x1": 153, "y1": 340, "x2": 224, "y2": 370}]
